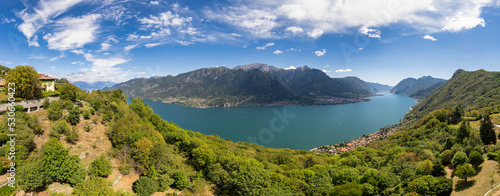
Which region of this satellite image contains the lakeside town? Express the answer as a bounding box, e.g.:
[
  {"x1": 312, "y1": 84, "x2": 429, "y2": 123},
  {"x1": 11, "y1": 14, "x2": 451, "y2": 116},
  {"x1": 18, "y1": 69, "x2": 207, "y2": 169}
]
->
[{"x1": 311, "y1": 123, "x2": 402, "y2": 154}]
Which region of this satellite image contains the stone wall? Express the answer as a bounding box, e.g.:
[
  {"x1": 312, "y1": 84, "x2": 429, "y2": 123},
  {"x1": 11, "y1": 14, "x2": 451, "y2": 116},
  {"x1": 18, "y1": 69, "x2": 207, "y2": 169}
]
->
[{"x1": 0, "y1": 97, "x2": 59, "y2": 113}]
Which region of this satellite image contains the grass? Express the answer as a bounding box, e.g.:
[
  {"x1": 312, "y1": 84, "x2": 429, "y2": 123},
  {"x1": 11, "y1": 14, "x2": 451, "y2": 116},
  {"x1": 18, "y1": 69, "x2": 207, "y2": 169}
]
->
[{"x1": 449, "y1": 159, "x2": 500, "y2": 196}]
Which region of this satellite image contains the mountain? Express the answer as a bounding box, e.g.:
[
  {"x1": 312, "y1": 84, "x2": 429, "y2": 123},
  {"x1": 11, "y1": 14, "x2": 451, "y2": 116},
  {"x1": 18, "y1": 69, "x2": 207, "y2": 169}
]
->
[
  {"x1": 72, "y1": 81, "x2": 117, "y2": 91},
  {"x1": 107, "y1": 63, "x2": 382, "y2": 107},
  {"x1": 391, "y1": 76, "x2": 446, "y2": 98},
  {"x1": 405, "y1": 69, "x2": 500, "y2": 120},
  {"x1": 407, "y1": 81, "x2": 446, "y2": 100},
  {"x1": 368, "y1": 82, "x2": 393, "y2": 92}
]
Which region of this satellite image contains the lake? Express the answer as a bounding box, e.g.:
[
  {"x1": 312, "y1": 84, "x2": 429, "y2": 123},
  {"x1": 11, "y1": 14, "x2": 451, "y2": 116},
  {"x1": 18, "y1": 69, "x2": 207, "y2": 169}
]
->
[{"x1": 136, "y1": 92, "x2": 416, "y2": 150}]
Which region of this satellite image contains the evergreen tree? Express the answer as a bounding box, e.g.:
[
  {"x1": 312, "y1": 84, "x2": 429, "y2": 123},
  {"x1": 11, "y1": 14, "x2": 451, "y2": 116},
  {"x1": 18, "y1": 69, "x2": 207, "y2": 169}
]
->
[
  {"x1": 67, "y1": 106, "x2": 80, "y2": 125},
  {"x1": 456, "y1": 120, "x2": 470, "y2": 144},
  {"x1": 480, "y1": 114, "x2": 496, "y2": 145}
]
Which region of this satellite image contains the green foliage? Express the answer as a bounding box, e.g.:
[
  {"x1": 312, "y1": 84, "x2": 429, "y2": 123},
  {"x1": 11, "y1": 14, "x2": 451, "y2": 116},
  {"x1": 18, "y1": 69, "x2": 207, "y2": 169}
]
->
[
  {"x1": 416, "y1": 160, "x2": 434, "y2": 175},
  {"x1": 133, "y1": 176, "x2": 159, "y2": 196},
  {"x1": 52, "y1": 120, "x2": 69, "y2": 134},
  {"x1": 89, "y1": 155, "x2": 112, "y2": 177},
  {"x1": 28, "y1": 115, "x2": 43, "y2": 134},
  {"x1": 158, "y1": 173, "x2": 174, "y2": 192},
  {"x1": 452, "y1": 151, "x2": 468, "y2": 168},
  {"x1": 66, "y1": 126, "x2": 79, "y2": 144},
  {"x1": 48, "y1": 100, "x2": 63, "y2": 121},
  {"x1": 17, "y1": 161, "x2": 49, "y2": 191},
  {"x1": 407, "y1": 175, "x2": 452, "y2": 196},
  {"x1": 5, "y1": 65, "x2": 42, "y2": 99},
  {"x1": 480, "y1": 114, "x2": 496, "y2": 145},
  {"x1": 82, "y1": 109, "x2": 91, "y2": 119},
  {"x1": 42, "y1": 138, "x2": 85, "y2": 184},
  {"x1": 72, "y1": 177, "x2": 115, "y2": 196},
  {"x1": 14, "y1": 105, "x2": 24, "y2": 112},
  {"x1": 67, "y1": 106, "x2": 80, "y2": 125},
  {"x1": 455, "y1": 164, "x2": 476, "y2": 182},
  {"x1": 84, "y1": 122, "x2": 91, "y2": 132},
  {"x1": 468, "y1": 150, "x2": 484, "y2": 167},
  {"x1": 456, "y1": 120, "x2": 471, "y2": 143},
  {"x1": 59, "y1": 83, "x2": 80, "y2": 102},
  {"x1": 330, "y1": 182, "x2": 362, "y2": 196},
  {"x1": 172, "y1": 171, "x2": 190, "y2": 191}
]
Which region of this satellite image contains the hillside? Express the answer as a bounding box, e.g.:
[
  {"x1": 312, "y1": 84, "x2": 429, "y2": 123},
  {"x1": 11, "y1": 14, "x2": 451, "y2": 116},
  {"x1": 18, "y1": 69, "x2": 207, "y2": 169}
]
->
[
  {"x1": 406, "y1": 69, "x2": 500, "y2": 120},
  {"x1": 107, "y1": 63, "x2": 385, "y2": 107},
  {"x1": 391, "y1": 76, "x2": 446, "y2": 98}
]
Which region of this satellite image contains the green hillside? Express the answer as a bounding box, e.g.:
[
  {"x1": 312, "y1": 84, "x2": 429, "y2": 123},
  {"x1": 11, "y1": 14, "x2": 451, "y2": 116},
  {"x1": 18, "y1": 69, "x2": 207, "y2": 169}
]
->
[{"x1": 391, "y1": 76, "x2": 446, "y2": 99}]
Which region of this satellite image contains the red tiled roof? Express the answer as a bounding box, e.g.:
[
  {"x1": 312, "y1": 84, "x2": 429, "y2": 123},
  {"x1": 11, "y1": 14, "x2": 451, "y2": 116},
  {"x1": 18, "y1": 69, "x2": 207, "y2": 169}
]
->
[{"x1": 38, "y1": 73, "x2": 56, "y2": 80}]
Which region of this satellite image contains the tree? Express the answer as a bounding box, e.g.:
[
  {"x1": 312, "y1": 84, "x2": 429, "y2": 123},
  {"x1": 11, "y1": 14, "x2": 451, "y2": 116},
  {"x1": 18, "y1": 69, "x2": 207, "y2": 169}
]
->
[
  {"x1": 48, "y1": 100, "x2": 63, "y2": 121},
  {"x1": 431, "y1": 160, "x2": 447, "y2": 177},
  {"x1": 133, "y1": 176, "x2": 159, "y2": 196},
  {"x1": 42, "y1": 138, "x2": 84, "y2": 184},
  {"x1": 28, "y1": 115, "x2": 43, "y2": 135},
  {"x1": 452, "y1": 151, "x2": 467, "y2": 168},
  {"x1": 455, "y1": 164, "x2": 475, "y2": 182},
  {"x1": 416, "y1": 160, "x2": 434, "y2": 175},
  {"x1": 158, "y1": 173, "x2": 175, "y2": 192},
  {"x1": 72, "y1": 177, "x2": 115, "y2": 196},
  {"x1": 480, "y1": 114, "x2": 496, "y2": 145},
  {"x1": 59, "y1": 83, "x2": 79, "y2": 102},
  {"x1": 17, "y1": 161, "x2": 49, "y2": 192},
  {"x1": 66, "y1": 126, "x2": 79, "y2": 143},
  {"x1": 468, "y1": 150, "x2": 484, "y2": 167},
  {"x1": 89, "y1": 155, "x2": 112, "y2": 177},
  {"x1": 456, "y1": 120, "x2": 470, "y2": 144},
  {"x1": 67, "y1": 106, "x2": 80, "y2": 125},
  {"x1": 5, "y1": 65, "x2": 42, "y2": 99},
  {"x1": 172, "y1": 171, "x2": 190, "y2": 191},
  {"x1": 330, "y1": 183, "x2": 362, "y2": 196}
]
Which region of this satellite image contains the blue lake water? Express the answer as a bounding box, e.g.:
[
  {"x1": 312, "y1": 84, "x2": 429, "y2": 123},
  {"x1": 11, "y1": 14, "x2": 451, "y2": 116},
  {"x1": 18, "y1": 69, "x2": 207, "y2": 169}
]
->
[{"x1": 135, "y1": 92, "x2": 416, "y2": 150}]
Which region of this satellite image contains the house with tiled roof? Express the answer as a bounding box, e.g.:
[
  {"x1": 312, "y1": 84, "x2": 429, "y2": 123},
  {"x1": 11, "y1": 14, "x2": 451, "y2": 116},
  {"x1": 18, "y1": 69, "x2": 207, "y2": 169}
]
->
[{"x1": 38, "y1": 73, "x2": 56, "y2": 92}]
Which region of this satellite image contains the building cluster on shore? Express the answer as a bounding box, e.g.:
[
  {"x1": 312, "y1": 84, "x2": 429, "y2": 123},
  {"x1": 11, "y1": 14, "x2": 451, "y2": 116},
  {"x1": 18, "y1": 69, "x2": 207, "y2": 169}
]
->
[{"x1": 312, "y1": 124, "x2": 401, "y2": 155}]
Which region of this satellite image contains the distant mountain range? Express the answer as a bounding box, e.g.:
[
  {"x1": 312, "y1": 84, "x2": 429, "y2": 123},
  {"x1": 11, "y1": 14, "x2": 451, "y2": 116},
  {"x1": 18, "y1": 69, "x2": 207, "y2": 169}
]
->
[
  {"x1": 106, "y1": 63, "x2": 392, "y2": 107},
  {"x1": 391, "y1": 76, "x2": 446, "y2": 99},
  {"x1": 72, "y1": 81, "x2": 117, "y2": 91}
]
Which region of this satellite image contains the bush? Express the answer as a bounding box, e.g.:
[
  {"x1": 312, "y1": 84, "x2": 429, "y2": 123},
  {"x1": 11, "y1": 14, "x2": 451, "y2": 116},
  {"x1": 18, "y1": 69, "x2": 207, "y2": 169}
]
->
[
  {"x1": 49, "y1": 129, "x2": 60, "y2": 138},
  {"x1": 52, "y1": 120, "x2": 69, "y2": 134},
  {"x1": 42, "y1": 98, "x2": 51, "y2": 109},
  {"x1": 62, "y1": 100, "x2": 74, "y2": 110},
  {"x1": 133, "y1": 176, "x2": 159, "y2": 196},
  {"x1": 90, "y1": 108, "x2": 96, "y2": 115},
  {"x1": 66, "y1": 126, "x2": 79, "y2": 144},
  {"x1": 119, "y1": 164, "x2": 130, "y2": 175},
  {"x1": 84, "y1": 122, "x2": 91, "y2": 132},
  {"x1": 28, "y1": 115, "x2": 43, "y2": 135},
  {"x1": 487, "y1": 152, "x2": 497, "y2": 160},
  {"x1": 73, "y1": 177, "x2": 115, "y2": 196},
  {"x1": 48, "y1": 101, "x2": 63, "y2": 121},
  {"x1": 172, "y1": 171, "x2": 190, "y2": 191},
  {"x1": 440, "y1": 150, "x2": 453, "y2": 165},
  {"x1": 67, "y1": 107, "x2": 80, "y2": 125},
  {"x1": 14, "y1": 105, "x2": 24, "y2": 113},
  {"x1": 82, "y1": 109, "x2": 91, "y2": 119},
  {"x1": 89, "y1": 155, "x2": 112, "y2": 177},
  {"x1": 469, "y1": 150, "x2": 484, "y2": 167},
  {"x1": 452, "y1": 151, "x2": 467, "y2": 168},
  {"x1": 158, "y1": 173, "x2": 175, "y2": 192}
]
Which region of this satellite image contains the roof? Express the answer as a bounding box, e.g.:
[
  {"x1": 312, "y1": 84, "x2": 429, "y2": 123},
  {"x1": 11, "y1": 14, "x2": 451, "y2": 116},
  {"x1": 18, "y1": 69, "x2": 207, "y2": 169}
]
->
[{"x1": 38, "y1": 73, "x2": 56, "y2": 80}]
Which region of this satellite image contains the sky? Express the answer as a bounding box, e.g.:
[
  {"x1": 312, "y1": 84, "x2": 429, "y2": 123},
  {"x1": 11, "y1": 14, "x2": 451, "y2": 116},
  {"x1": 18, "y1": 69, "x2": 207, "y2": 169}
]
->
[{"x1": 1, "y1": 0, "x2": 500, "y2": 86}]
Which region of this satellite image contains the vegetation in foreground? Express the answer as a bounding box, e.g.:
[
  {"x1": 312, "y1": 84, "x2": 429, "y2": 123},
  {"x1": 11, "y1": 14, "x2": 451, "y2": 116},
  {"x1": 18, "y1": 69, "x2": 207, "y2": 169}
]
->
[{"x1": 1, "y1": 66, "x2": 500, "y2": 196}]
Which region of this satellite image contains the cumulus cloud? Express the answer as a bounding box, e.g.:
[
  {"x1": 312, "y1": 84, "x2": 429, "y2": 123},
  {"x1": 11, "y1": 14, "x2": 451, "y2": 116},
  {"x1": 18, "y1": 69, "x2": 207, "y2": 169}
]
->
[
  {"x1": 284, "y1": 66, "x2": 296, "y2": 70},
  {"x1": 308, "y1": 29, "x2": 324, "y2": 39},
  {"x1": 285, "y1": 26, "x2": 304, "y2": 34},
  {"x1": 65, "y1": 52, "x2": 130, "y2": 83},
  {"x1": 322, "y1": 70, "x2": 331, "y2": 73},
  {"x1": 360, "y1": 27, "x2": 381, "y2": 39},
  {"x1": 256, "y1": 42, "x2": 275, "y2": 50},
  {"x1": 423, "y1": 35, "x2": 437, "y2": 41},
  {"x1": 150, "y1": 1, "x2": 159, "y2": 5},
  {"x1": 314, "y1": 49, "x2": 326, "y2": 56},
  {"x1": 335, "y1": 69, "x2": 352, "y2": 73},
  {"x1": 43, "y1": 14, "x2": 101, "y2": 51},
  {"x1": 324, "y1": 65, "x2": 330, "y2": 68},
  {"x1": 273, "y1": 50, "x2": 283, "y2": 54}
]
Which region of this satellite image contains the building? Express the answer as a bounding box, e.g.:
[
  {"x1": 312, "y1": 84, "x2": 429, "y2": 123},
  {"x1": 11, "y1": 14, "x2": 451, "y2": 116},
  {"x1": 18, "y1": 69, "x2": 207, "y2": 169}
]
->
[{"x1": 38, "y1": 73, "x2": 56, "y2": 92}]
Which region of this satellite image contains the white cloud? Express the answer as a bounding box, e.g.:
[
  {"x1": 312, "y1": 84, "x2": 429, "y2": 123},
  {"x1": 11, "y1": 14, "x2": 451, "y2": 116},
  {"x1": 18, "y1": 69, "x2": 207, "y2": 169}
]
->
[
  {"x1": 48, "y1": 52, "x2": 66, "y2": 62},
  {"x1": 285, "y1": 26, "x2": 304, "y2": 34},
  {"x1": 322, "y1": 70, "x2": 331, "y2": 73},
  {"x1": 0, "y1": 61, "x2": 13, "y2": 65},
  {"x1": 273, "y1": 50, "x2": 283, "y2": 54},
  {"x1": 145, "y1": 43, "x2": 163, "y2": 48},
  {"x1": 150, "y1": 1, "x2": 159, "y2": 5},
  {"x1": 256, "y1": 42, "x2": 275, "y2": 50},
  {"x1": 43, "y1": 14, "x2": 101, "y2": 51},
  {"x1": 307, "y1": 29, "x2": 323, "y2": 39},
  {"x1": 284, "y1": 66, "x2": 296, "y2": 70},
  {"x1": 50, "y1": 66, "x2": 56, "y2": 69},
  {"x1": 139, "y1": 11, "x2": 192, "y2": 28},
  {"x1": 324, "y1": 65, "x2": 330, "y2": 68},
  {"x1": 335, "y1": 69, "x2": 352, "y2": 73},
  {"x1": 176, "y1": 40, "x2": 194, "y2": 46},
  {"x1": 359, "y1": 48, "x2": 364, "y2": 50},
  {"x1": 124, "y1": 44, "x2": 139, "y2": 52},
  {"x1": 422, "y1": 35, "x2": 437, "y2": 41},
  {"x1": 1, "y1": 15, "x2": 16, "y2": 24},
  {"x1": 101, "y1": 43, "x2": 111, "y2": 51},
  {"x1": 29, "y1": 54, "x2": 47, "y2": 60},
  {"x1": 205, "y1": 0, "x2": 495, "y2": 39},
  {"x1": 71, "y1": 61, "x2": 84, "y2": 65},
  {"x1": 314, "y1": 49, "x2": 326, "y2": 57},
  {"x1": 16, "y1": 0, "x2": 86, "y2": 47},
  {"x1": 65, "y1": 52, "x2": 130, "y2": 83}
]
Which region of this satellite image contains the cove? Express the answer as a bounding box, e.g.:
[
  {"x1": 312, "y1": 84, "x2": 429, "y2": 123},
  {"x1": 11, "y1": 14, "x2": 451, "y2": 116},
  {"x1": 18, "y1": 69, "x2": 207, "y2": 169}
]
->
[{"x1": 132, "y1": 92, "x2": 416, "y2": 150}]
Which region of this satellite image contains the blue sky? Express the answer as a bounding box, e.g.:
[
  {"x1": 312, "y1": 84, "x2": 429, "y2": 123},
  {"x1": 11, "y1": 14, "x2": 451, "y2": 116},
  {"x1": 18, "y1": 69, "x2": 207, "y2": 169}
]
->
[{"x1": 1, "y1": 0, "x2": 500, "y2": 86}]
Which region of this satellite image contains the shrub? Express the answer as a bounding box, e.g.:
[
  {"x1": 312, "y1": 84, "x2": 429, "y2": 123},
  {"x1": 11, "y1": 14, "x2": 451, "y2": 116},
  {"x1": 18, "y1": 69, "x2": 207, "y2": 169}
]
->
[
  {"x1": 28, "y1": 115, "x2": 43, "y2": 135},
  {"x1": 13, "y1": 105, "x2": 24, "y2": 113},
  {"x1": 49, "y1": 129, "x2": 60, "y2": 138},
  {"x1": 172, "y1": 171, "x2": 190, "y2": 191},
  {"x1": 73, "y1": 177, "x2": 115, "y2": 196},
  {"x1": 82, "y1": 109, "x2": 91, "y2": 119},
  {"x1": 62, "y1": 100, "x2": 74, "y2": 110},
  {"x1": 90, "y1": 108, "x2": 96, "y2": 115},
  {"x1": 469, "y1": 150, "x2": 484, "y2": 167},
  {"x1": 67, "y1": 107, "x2": 80, "y2": 125},
  {"x1": 487, "y1": 152, "x2": 497, "y2": 160},
  {"x1": 84, "y1": 122, "x2": 91, "y2": 132},
  {"x1": 89, "y1": 155, "x2": 112, "y2": 177},
  {"x1": 158, "y1": 173, "x2": 175, "y2": 192},
  {"x1": 133, "y1": 176, "x2": 159, "y2": 196},
  {"x1": 48, "y1": 101, "x2": 63, "y2": 121},
  {"x1": 119, "y1": 164, "x2": 130, "y2": 175},
  {"x1": 66, "y1": 126, "x2": 79, "y2": 144},
  {"x1": 52, "y1": 120, "x2": 69, "y2": 134},
  {"x1": 452, "y1": 151, "x2": 467, "y2": 168},
  {"x1": 42, "y1": 98, "x2": 51, "y2": 109}
]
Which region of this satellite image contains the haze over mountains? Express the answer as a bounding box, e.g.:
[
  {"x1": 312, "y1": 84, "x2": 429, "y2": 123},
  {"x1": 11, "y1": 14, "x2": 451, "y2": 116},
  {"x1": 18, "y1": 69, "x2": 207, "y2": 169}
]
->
[
  {"x1": 391, "y1": 76, "x2": 447, "y2": 99},
  {"x1": 106, "y1": 63, "x2": 392, "y2": 107}
]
